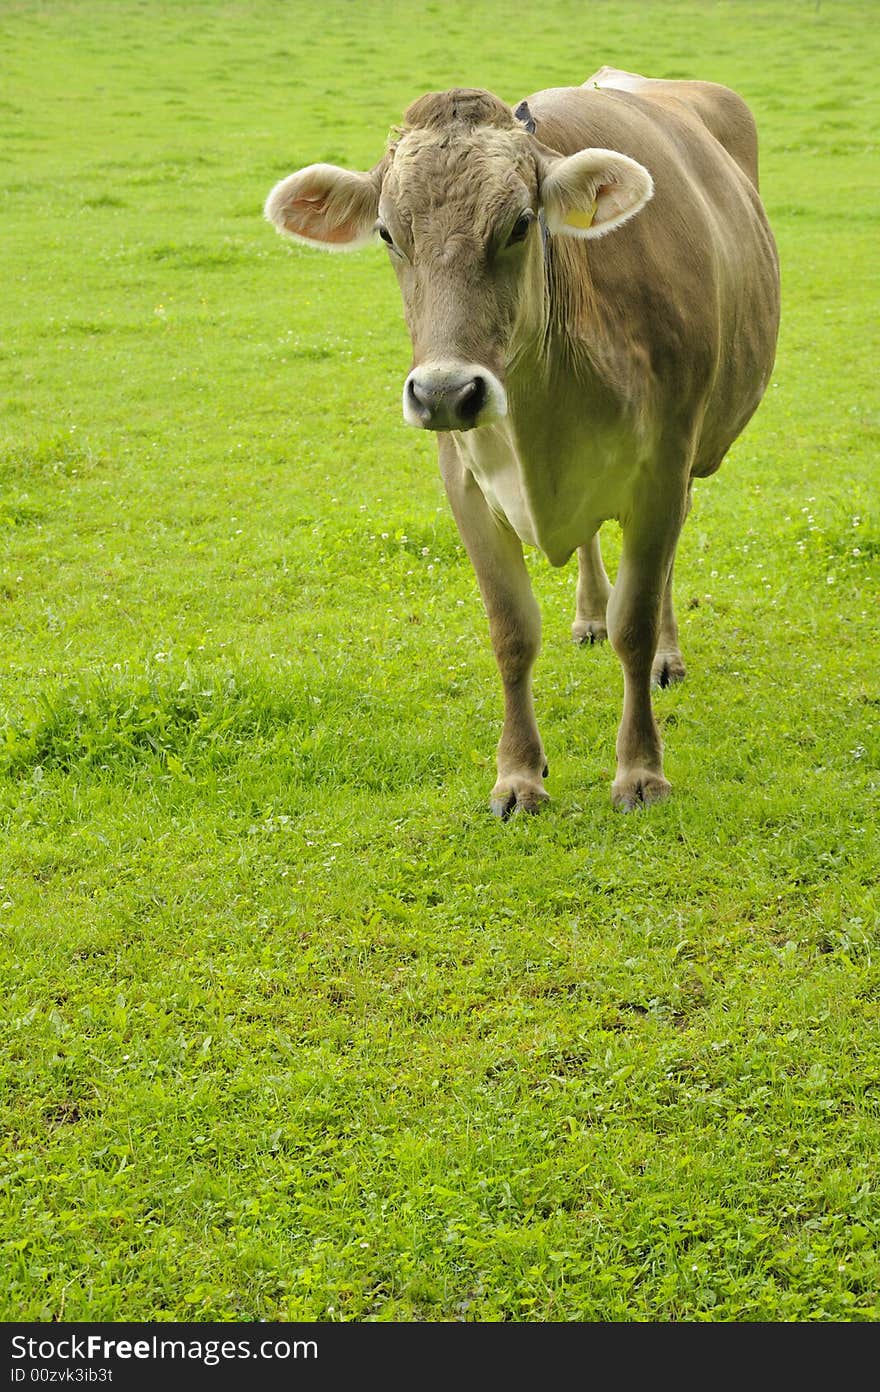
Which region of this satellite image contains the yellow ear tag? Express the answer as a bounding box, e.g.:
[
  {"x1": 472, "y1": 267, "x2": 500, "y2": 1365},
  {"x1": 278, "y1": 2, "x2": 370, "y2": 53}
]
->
[{"x1": 564, "y1": 198, "x2": 598, "y2": 230}]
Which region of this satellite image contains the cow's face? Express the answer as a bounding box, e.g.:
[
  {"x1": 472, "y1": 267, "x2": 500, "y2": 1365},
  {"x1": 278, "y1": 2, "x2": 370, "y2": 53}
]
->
[
  {"x1": 265, "y1": 90, "x2": 653, "y2": 432},
  {"x1": 378, "y1": 124, "x2": 544, "y2": 432}
]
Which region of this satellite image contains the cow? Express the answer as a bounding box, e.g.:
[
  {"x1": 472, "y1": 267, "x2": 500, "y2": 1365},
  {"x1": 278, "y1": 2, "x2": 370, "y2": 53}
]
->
[{"x1": 265, "y1": 67, "x2": 780, "y2": 816}]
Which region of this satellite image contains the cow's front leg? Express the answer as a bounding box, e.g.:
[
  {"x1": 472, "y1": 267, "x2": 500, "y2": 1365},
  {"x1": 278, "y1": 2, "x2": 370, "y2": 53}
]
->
[
  {"x1": 439, "y1": 440, "x2": 548, "y2": 818},
  {"x1": 606, "y1": 478, "x2": 689, "y2": 810},
  {"x1": 572, "y1": 533, "x2": 612, "y2": 644}
]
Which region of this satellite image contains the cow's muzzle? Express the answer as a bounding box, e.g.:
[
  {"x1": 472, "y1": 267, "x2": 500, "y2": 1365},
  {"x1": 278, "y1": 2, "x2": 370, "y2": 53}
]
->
[{"x1": 403, "y1": 362, "x2": 507, "y2": 432}]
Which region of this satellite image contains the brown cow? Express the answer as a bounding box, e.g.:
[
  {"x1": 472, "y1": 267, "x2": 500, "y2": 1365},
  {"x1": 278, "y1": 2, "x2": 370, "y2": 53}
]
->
[{"x1": 265, "y1": 68, "x2": 780, "y2": 815}]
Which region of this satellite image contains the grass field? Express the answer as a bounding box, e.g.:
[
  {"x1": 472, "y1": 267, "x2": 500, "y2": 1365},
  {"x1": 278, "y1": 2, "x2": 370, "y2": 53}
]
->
[{"x1": 1, "y1": 0, "x2": 878, "y2": 1322}]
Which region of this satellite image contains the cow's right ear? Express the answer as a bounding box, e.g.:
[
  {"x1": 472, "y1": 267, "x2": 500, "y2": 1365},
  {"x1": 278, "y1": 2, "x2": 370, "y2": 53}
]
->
[{"x1": 264, "y1": 163, "x2": 382, "y2": 252}]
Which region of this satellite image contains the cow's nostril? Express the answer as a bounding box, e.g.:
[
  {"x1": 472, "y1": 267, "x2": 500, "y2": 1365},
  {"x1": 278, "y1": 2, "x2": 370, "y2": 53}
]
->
[
  {"x1": 455, "y1": 376, "x2": 487, "y2": 423},
  {"x1": 407, "y1": 376, "x2": 435, "y2": 420}
]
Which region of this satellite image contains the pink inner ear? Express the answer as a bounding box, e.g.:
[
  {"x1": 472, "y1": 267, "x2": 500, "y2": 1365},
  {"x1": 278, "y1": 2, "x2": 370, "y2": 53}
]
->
[
  {"x1": 593, "y1": 182, "x2": 616, "y2": 222},
  {"x1": 285, "y1": 193, "x2": 357, "y2": 245}
]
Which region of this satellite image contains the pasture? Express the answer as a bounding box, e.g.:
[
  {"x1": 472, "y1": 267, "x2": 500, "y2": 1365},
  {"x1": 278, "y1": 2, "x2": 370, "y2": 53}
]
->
[{"x1": 1, "y1": 0, "x2": 878, "y2": 1321}]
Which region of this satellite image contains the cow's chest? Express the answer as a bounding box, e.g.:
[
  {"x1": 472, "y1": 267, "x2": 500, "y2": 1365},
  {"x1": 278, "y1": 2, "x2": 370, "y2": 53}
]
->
[{"x1": 453, "y1": 418, "x2": 642, "y2": 567}]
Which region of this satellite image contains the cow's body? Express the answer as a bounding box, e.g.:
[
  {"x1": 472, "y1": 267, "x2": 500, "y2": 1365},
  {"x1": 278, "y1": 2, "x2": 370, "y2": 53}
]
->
[
  {"x1": 455, "y1": 72, "x2": 777, "y2": 564},
  {"x1": 266, "y1": 69, "x2": 780, "y2": 814}
]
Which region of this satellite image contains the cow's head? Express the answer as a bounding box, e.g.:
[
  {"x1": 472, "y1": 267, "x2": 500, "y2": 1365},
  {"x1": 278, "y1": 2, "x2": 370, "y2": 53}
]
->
[{"x1": 265, "y1": 89, "x2": 653, "y2": 431}]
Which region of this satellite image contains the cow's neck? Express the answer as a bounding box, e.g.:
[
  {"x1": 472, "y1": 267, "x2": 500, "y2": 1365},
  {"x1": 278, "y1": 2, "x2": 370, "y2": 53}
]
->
[{"x1": 505, "y1": 239, "x2": 633, "y2": 436}]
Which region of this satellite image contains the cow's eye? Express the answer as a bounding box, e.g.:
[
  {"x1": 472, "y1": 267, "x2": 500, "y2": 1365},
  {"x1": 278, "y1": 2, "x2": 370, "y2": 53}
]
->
[
  {"x1": 377, "y1": 223, "x2": 396, "y2": 248},
  {"x1": 506, "y1": 212, "x2": 534, "y2": 246}
]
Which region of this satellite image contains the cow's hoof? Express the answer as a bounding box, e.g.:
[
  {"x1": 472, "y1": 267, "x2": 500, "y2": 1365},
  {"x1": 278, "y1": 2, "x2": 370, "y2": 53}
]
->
[
  {"x1": 572, "y1": 617, "x2": 608, "y2": 645},
  {"x1": 611, "y1": 771, "x2": 671, "y2": 811},
  {"x1": 490, "y1": 778, "x2": 550, "y2": 820},
  {"x1": 651, "y1": 651, "x2": 686, "y2": 688}
]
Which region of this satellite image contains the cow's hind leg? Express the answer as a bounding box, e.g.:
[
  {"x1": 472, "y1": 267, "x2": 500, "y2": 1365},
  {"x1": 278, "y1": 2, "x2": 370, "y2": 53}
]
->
[
  {"x1": 439, "y1": 439, "x2": 548, "y2": 818},
  {"x1": 572, "y1": 533, "x2": 612, "y2": 644},
  {"x1": 606, "y1": 471, "x2": 690, "y2": 810},
  {"x1": 651, "y1": 484, "x2": 691, "y2": 688},
  {"x1": 651, "y1": 556, "x2": 686, "y2": 688}
]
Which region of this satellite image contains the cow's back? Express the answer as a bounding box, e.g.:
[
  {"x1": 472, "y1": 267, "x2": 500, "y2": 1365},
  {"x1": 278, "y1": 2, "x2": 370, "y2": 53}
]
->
[{"x1": 584, "y1": 66, "x2": 760, "y2": 188}]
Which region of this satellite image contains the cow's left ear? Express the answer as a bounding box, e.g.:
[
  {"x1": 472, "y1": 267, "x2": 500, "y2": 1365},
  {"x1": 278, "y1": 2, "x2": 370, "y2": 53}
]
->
[
  {"x1": 539, "y1": 147, "x2": 653, "y2": 240},
  {"x1": 264, "y1": 162, "x2": 382, "y2": 252}
]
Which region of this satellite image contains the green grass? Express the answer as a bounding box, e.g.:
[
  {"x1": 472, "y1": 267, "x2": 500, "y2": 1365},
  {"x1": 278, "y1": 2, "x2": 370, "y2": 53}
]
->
[{"x1": 1, "y1": 0, "x2": 878, "y2": 1321}]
